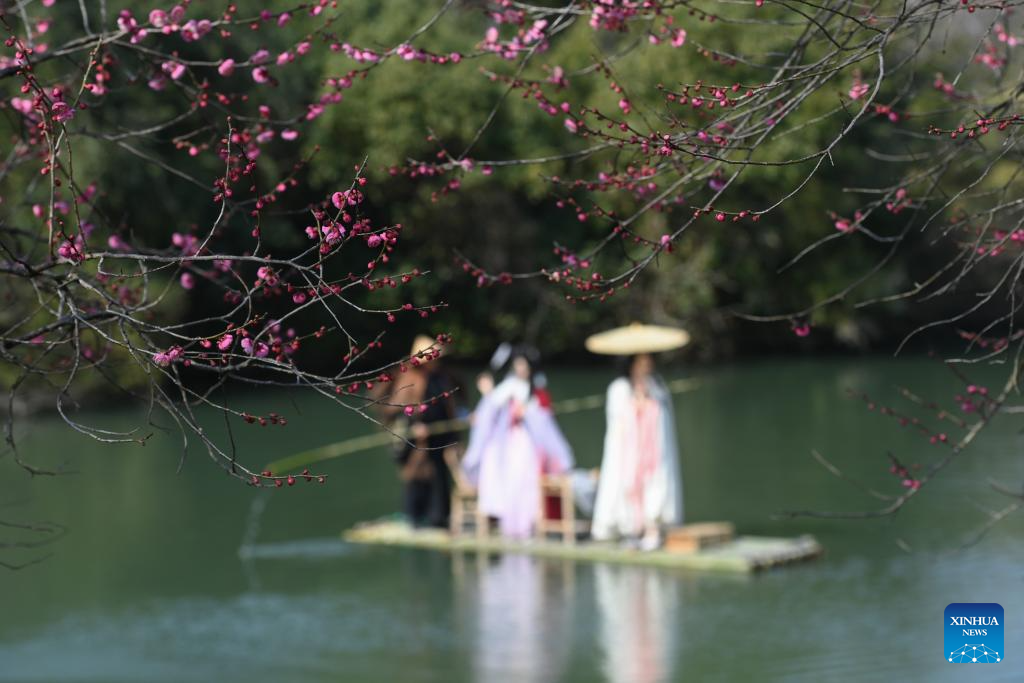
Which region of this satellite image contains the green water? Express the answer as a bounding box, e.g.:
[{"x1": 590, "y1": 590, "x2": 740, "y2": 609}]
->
[{"x1": 1, "y1": 356, "x2": 1022, "y2": 682}]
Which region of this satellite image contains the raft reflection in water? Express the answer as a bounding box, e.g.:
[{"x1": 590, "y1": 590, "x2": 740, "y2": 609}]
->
[{"x1": 454, "y1": 553, "x2": 683, "y2": 683}]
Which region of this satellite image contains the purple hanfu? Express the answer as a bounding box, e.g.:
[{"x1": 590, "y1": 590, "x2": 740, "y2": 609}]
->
[{"x1": 462, "y1": 377, "x2": 574, "y2": 538}]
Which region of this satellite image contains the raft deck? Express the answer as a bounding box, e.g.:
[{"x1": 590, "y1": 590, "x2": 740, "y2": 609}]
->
[{"x1": 343, "y1": 520, "x2": 823, "y2": 574}]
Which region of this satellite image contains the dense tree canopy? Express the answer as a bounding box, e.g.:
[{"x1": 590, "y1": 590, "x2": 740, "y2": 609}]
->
[{"x1": 6, "y1": 0, "x2": 1008, "y2": 373}]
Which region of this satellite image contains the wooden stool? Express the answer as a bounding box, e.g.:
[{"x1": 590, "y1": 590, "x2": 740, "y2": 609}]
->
[
  {"x1": 446, "y1": 448, "x2": 487, "y2": 537},
  {"x1": 536, "y1": 474, "x2": 588, "y2": 545}
]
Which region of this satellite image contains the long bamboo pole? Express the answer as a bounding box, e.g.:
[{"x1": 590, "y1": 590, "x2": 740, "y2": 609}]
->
[{"x1": 264, "y1": 378, "x2": 700, "y2": 474}]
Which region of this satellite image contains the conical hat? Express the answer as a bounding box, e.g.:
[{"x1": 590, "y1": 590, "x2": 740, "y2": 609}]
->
[
  {"x1": 410, "y1": 334, "x2": 442, "y2": 359},
  {"x1": 585, "y1": 323, "x2": 690, "y2": 355}
]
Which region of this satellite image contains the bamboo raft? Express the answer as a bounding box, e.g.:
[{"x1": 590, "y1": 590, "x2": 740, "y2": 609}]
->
[{"x1": 343, "y1": 519, "x2": 823, "y2": 574}]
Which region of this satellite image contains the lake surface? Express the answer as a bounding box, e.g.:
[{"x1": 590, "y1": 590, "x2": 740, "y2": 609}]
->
[{"x1": 1, "y1": 356, "x2": 1022, "y2": 682}]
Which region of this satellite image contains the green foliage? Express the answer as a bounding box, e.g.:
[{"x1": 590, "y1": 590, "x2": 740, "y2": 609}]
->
[{"x1": 6, "y1": 0, "x2": 989, "y2": 376}]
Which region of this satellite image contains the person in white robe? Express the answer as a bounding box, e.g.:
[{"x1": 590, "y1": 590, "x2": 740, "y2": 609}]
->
[{"x1": 592, "y1": 353, "x2": 683, "y2": 549}]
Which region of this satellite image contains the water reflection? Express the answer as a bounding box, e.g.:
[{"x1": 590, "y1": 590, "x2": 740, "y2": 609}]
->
[
  {"x1": 456, "y1": 553, "x2": 574, "y2": 683},
  {"x1": 455, "y1": 552, "x2": 692, "y2": 683},
  {"x1": 595, "y1": 564, "x2": 679, "y2": 683}
]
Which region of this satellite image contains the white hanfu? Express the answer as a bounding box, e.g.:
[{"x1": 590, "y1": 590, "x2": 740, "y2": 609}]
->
[{"x1": 592, "y1": 376, "x2": 683, "y2": 540}]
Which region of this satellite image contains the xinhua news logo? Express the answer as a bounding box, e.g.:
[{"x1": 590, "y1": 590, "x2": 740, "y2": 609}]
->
[{"x1": 945, "y1": 603, "x2": 1003, "y2": 663}]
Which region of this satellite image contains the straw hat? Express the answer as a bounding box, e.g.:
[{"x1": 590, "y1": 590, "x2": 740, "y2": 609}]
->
[
  {"x1": 410, "y1": 334, "x2": 442, "y2": 359},
  {"x1": 585, "y1": 322, "x2": 690, "y2": 356}
]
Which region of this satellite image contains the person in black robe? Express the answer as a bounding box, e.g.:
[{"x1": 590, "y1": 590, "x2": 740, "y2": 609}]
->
[{"x1": 389, "y1": 335, "x2": 458, "y2": 528}]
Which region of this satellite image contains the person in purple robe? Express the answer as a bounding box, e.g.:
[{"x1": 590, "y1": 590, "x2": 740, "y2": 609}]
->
[{"x1": 461, "y1": 349, "x2": 574, "y2": 539}]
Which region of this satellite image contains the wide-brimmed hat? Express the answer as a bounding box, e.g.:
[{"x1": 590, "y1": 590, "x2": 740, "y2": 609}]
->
[
  {"x1": 585, "y1": 322, "x2": 690, "y2": 356},
  {"x1": 410, "y1": 334, "x2": 442, "y2": 359}
]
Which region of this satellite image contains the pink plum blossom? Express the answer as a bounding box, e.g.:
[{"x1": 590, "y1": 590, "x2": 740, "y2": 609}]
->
[
  {"x1": 162, "y1": 61, "x2": 186, "y2": 80},
  {"x1": 57, "y1": 236, "x2": 86, "y2": 263},
  {"x1": 51, "y1": 101, "x2": 74, "y2": 122},
  {"x1": 849, "y1": 81, "x2": 870, "y2": 100},
  {"x1": 10, "y1": 98, "x2": 34, "y2": 116}
]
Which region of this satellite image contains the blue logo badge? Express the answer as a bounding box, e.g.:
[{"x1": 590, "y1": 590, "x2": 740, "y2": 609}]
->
[{"x1": 945, "y1": 603, "x2": 1003, "y2": 663}]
